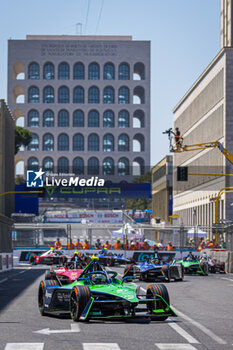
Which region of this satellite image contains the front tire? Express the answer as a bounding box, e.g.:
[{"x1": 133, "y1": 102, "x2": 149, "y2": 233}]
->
[
  {"x1": 70, "y1": 286, "x2": 91, "y2": 321},
  {"x1": 38, "y1": 281, "x2": 46, "y2": 316},
  {"x1": 146, "y1": 283, "x2": 170, "y2": 321}
]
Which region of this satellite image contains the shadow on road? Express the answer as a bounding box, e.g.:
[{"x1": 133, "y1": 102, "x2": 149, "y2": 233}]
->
[{"x1": 0, "y1": 268, "x2": 45, "y2": 312}]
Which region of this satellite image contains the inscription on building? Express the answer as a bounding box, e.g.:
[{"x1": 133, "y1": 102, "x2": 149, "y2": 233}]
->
[{"x1": 41, "y1": 43, "x2": 118, "y2": 57}]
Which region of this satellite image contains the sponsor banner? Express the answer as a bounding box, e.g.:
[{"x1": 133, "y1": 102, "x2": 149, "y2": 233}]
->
[
  {"x1": 19, "y1": 251, "x2": 44, "y2": 262},
  {"x1": 132, "y1": 251, "x2": 176, "y2": 262},
  {"x1": 45, "y1": 210, "x2": 123, "y2": 224}
]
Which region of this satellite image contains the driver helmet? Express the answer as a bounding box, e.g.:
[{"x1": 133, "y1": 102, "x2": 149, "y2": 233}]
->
[
  {"x1": 73, "y1": 251, "x2": 79, "y2": 255},
  {"x1": 117, "y1": 238, "x2": 120, "y2": 242}
]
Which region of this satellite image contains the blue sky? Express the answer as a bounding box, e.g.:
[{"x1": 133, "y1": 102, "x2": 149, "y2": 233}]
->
[{"x1": 0, "y1": 0, "x2": 220, "y2": 165}]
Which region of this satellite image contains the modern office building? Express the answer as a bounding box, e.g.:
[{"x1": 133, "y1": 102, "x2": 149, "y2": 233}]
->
[
  {"x1": 172, "y1": 0, "x2": 233, "y2": 228},
  {"x1": 151, "y1": 155, "x2": 173, "y2": 223},
  {"x1": 8, "y1": 35, "x2": 150, "y2": 183}
]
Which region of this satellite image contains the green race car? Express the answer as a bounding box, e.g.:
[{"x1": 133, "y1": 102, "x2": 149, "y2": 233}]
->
[
  {"x1": 178, "y1": 253, "x2": 208, "y2": 276},
  {"x1": 38, "y1": 257, "x2": 177, "y2": 322}
]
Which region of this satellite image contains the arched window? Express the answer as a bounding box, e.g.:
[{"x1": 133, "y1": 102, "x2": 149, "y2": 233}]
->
[
  {"x1": 73, "y1": 62, "x2": 85, "y2": 80},
  {"x1": 103, "y1": 110, "x2": 114, "y2": 127},
  {"x1": 43, "y1": 157, "x2": 54, "y2": 173},
  {"x1": 88, "y1": 157, "x2": 99, "y2": 175},
  {"x1": 73, "y1": 110, "x2": 84, "y2": 127},
  {"x1": 118, "y1": 157, "x2": 129, "y2": 176},
  {"x1": 43, "y1": 133, "x2": 54, "y2": 151},
  {"x1": 118, "y1": 134, "x2": 129, "y2": 151},
  {"x1": 58, "y1": 86, "x2": 69, "y2": 103},
  {"x1": 119, "y1": 87, "x2": 129, "y2": 104},
  {"x1": 28, "y1": 86, "x2": 39, "y2": 103},
  {"x1": 58, "y1": 110, "x2": 69, "y2": 127},
  {"x1": 28, "y1": 157, "x2": 39, "y2": 171},
  {"x1": 88, "y1": 86, "x2": 99, "y2": 103},
  {"x1": 58, "y1": 157, "x2": 69, "y2": 174},
  {"x1": 88, "y1": 110, "x2": 99, "y2": 127},
  {"x1": 88, "y1": 62, "x2": 100, "y2": 80},
  {"x1": 119, "y1": 63, "x2": 130, "y2": 80},
  {"x1": 28, "y1": 133, "x2": 39, "y2": 151},
  {"x1": 58, "y1": 133, "x2": 69, "y2": 151},
  {"x1": 103, "y1": 157, "x2": 114, "y2": 175},
  {"x1": 103, "y1": 134, "x2": 114, "y2": 152},
  {"x1": 73, "y1": 157, "x2": 84, "y2": 175},
  {"x1": 88, "y1": 134, "x2": 99, "y2": 151},
  {"x1": 103, "y1": 86, "x2": 114, "y2": 104},
  {"x1": 28, "y1": 62, "x2": 39, "y2": 79},
  {"x1": 43, "y1": 86, "x2": 54, "y2": 103},
  {"x1": 73, "y1": 134, "x2": 84, "y2": 151},
  {"x1": 133, "y1": 62, "x2": 145, "y2": 80},
  {"x1": 73, "y1": 86, "x2": 84, "y2": 103},
  {"x1": 118, "y1": 110, "x2": 129, "y2": 128},
  {"x1": 43, "y1": 62, "x2": 55, "y2": 80},
  {"x1": 133, "y1": 86, "x2": 145, "y2": 104},
  {"x1": 104, "y1": 63, "x2": 115, "y2": 80},
  {"x1": 43, "y1": 110, "x2": 54, "y2": 127},
  {"x1": 58, "y1": 62, "x2": 69, "y2": 80},
  {"x1": 28, "y1": 110, "x2": 39, "y2": 127}
]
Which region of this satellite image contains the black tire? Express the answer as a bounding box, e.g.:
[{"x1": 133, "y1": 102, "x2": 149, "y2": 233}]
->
[
  {"x1": 124, "y1": 264, "x2": 134, "y2": 277},
  {"x1": 45, "y1": 279, "x2": 59, "y2": 286},
  {"x1": 70, "y1": 285, "x2": 91, "y2": 322},
  {"x1": 146, "y1": 283, "x2": 170, "y2": 321},
  {"x1": 38, "y1": 281, "x2": 46, "y2": 315},
  {"x1": 166, "y1": 268, "x2": 171, "y2": 283},
  {"x1": 201, "y1": 263, "x2": 208, "y2": 276}
]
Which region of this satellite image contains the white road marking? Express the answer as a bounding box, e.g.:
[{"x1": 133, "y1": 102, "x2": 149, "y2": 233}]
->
[
  {"x1": 5, "y1": 344, "x2": 44, "y2": 350},
  {"x1": 0, "y1": 278, "x2": 8, "y2": 284},
  {"x1": 168, "y1": 321, "x2": 199, "y2": 344},
  {"x1": 34, "y1": 323, "x2": 80, "y2": 335},
  {"x1": 221, "y1": 277, "x2": 233, "y2": 282},
  {"x1": 83, "y1": 344, "x2": 120, "y2": 350},
  {"x1": 19, "y1": 270, "x2": 26, "y2": 274},
  {"x1": 172, "y1": 306, "x2": 227, "y2": 345},
  {"x1": 155, "y1": 344, "x2": 197, "y2": 350}
]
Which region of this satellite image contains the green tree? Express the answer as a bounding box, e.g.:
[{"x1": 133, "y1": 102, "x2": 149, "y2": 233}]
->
[
  {"x1": 15, "y1": 126, "x2": 32, "y2": 154},
  {"x1": 125, "y1": 171, "x2": 152, "y2": 209}
]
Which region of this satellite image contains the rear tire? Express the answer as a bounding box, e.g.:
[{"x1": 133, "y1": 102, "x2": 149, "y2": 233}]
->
[
  {"x1": 146, "y1": 283, "x2": 170, "y2": 321},
  {"x1": 70, "y1": 285, "x2": 91, "y2": 321},
  {"x1": 38, "y1": 281, "x2": 46, "y2": 316},
  {"x1": 45, "y1": 270, "x2": 52, "y2": 280}
]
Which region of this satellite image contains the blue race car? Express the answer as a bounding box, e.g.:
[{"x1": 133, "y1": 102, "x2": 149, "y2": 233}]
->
[
  {"x1": 124, "y1": 252, "x2": 183, "y2": 282},
  {"x1": 94, "y1": 249, "x2": 129, "y2": 266}
]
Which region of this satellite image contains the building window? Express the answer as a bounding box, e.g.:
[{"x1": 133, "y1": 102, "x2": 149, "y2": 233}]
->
[
  {"x1": 43, "y1": 133, "x2": 54, "y2": 151},
  {"x1": 43, "y1": 86, "x2": 54, "y2": 103},
  {"x1": 28, "y1": 86, "x2": 39, "y2": 103},
  {"x1": 103, "y1": 110, "x2": 114, "y2": 127},
  {"x1": 118, "y1": 134, "x2": 129, "y2": 151},
  {"x1": 103, "y1": 157, "x2": 114, "y2": 175},
  {"x1": 58, "y1": 110, "x2": 69, "y2": 127},
  {"x1": 73, "y1": 157, "x2": 84, "y2": 175},
  {"x1": 28, "y1": 62, "x2": 39, "y2": 79},
  {"x1": 43, "y1": 110, "x2": 54, "y2": 127},
  {"x1": 88, "y1": 134, "x2": 99, "y2": 151},
  {"x1": 88, "y1": 110, "x2": 99, "y2": 127},
  {"x1": 118, "y1": 157, "x2": 129, "y2": 176},
  {"x1": 103, "y1": 134, "x2": 114, "y2": 152},
  {"x1": 88, "y1": 62, "x2": 100, "y2": 80},
  {"x1": 118, "y1": 110, "x2": 129, "y2": 127},
  {"x1": 88, "y1": 157, "x2": 99, "y2": 175},
  {"x1": 58, "y1": 86, "x2": 69, "y2": 103},
  {"x1": 88, "y1": 86, "x2": 99, "y2": 103},
  {"x1": 28, "y1": 157, "x2": 39, "y2": 171},
  {"x1": 58, "y1": 133, "x2": 69, "y2": 151},
  {"x1": 119, "y1": 63, "x2": 130, "y2": 80},
  {"x1": 103, "y1": 86, "x2": 114, "y2": 104},
  {"x1": 119, "y1": 87, "x2": 129, "y2": 104},
  {"x1": 28, "y1": 110, "x2": 39, "y2": 127},
  {"x1": 73, "y1": 110, "x2": 84, "y2": 127},
  {"x1": 73, "y1": 86, "x2": 84, "y2": 103},
  {"x1": 43, "y1": 62, "x2": 55, "y2": 80},
  {"x1": 28, "y1": 133, "x2": 39, "y2": 151},
  {"x1": 58, "y1": 157, "x2": 69, "y2": 173},
  {"x1": 43, "y1": 157, "x2": 54, "y2": 173},
  {"x1": 58, "y1": 62, "x2": 69, "y2": 80},
  {"x1": 73, "y1": 134, "x2": 84, "y2": 151},
  {"x1": 73, "y1": 62, "x2": 85, "y2": 80},
  {"x1": 104, "y1": 63, "x2": 115, "y2": 80}
]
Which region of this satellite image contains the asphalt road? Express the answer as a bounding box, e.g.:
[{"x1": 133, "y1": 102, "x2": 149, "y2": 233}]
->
[{"x1": 0, "y1": 265, "x2": 233, "y2": 350}]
